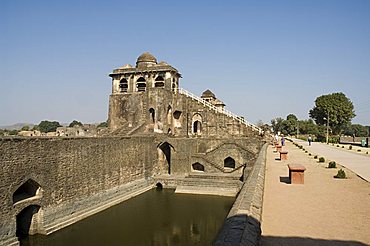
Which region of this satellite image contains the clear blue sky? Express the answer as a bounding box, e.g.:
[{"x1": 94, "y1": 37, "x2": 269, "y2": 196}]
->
[{"x1": 1, "y1": 0, "x2": 370, "y2": 126}]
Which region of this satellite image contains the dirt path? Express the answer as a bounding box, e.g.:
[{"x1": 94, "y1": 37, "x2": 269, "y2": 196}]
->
[{"x1": 260, "y1": 140, "x2": 370, "y2": 245}]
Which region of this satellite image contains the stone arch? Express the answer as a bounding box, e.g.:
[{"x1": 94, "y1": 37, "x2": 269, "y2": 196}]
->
[
  {"x1": 156, "y1": 182, "x2": 163, "y2": 190},
  {"x1": 158, "y1": 142, "x2": 174, "y2": 174},
  {"x1": 136, "y1": 77, "x2": 146, "y2": 92},
  {"x1": 192, "y1": 114, "x2": 202, "y2": 135},
  {"x1": 119, "y1": 78, "x2": 128, "y2": 92},
  {"x1": 149, "y1": 108, "x2": 155, "y2": 123},
  {"x1": 224, "y1": 156, "x2": 236, "y2": 169},
  {"x1": 192, "y1": 162, "x2": 205, "y2": 172},
  {"x1": 13, "y1": 179, "x2": 43, "y2": 204},
  {"x1": 155, "y1": 76, "x2": 165, "y2": 88},
  {"x1": 16, "y1": 205, "x2": 42, "y2": 239}
]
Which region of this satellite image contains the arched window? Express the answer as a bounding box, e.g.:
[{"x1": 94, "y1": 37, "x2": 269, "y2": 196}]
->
[
  {"x1": 192, "y1": 114, "x2": 202, "y2": 135},
  {"x1": 155, "y1": 76, "x2": 165, "y2": 88},
  {"x1": 192, "y1": 162, "x2": 205, "y2": 172},
  {"x1": 224, "y1": 157, "x2": 236, "y2": 169},
  {"x1": 149, "y1": 108, "x2": 155, "y2": 123},
  {"x1": 193, "y1": 121, "x2": 202, "y2": 135},
  {"x1": 13, "y1": 179, "x2": 43, "y2": 204},
  {"x1": 119, "y1": 78, "x2": 128, "y2": 92},
  {"x1": 136, "y1": 77, "x2": 146, "y2": 92}
]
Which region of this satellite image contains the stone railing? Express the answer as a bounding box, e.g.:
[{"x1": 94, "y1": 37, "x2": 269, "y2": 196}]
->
[{"x1": 178, "y1": 88, "x2": 262, "y2": 133}]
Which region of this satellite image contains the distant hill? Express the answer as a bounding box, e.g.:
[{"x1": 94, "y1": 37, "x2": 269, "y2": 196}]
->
[{"x1": 0, "y1": 123, "x2": 35, "y2": 130}]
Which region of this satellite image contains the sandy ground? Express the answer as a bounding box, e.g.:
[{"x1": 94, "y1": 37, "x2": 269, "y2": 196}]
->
[{"x1": 260, "y1": 140, "x2": 370, "y2": 246}]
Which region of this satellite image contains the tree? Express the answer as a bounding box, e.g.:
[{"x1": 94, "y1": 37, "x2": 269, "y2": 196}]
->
[
  {"x1": 271, "y1": 117, "x2": 284, "y2": 134},
  {"x1": 97, "y1": 121, "x2": 108, "y2": 128},
  {"x1": 309, "y1": 92, "x2": 355, "y2": 135},
  {"x1": 37, "y1": 120, "x2": 61, "y2": 133},
  {"x1": 69, "y1": 120, "x2": 83, "y2": 127},
  {"x1": 343, "y1": 124, "x2": 369, "y2": 137},
  {"x1": 21, "y1": 125, "x2": 30, "y2": 131}
]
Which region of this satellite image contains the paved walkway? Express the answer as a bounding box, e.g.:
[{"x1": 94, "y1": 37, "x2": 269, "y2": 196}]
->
[
  {"x1": 261, "y1": 141, "x2": 370, "y2": 245},
  {"x1": 292, "y1": 138, "x2": 370, "y2": 182}
]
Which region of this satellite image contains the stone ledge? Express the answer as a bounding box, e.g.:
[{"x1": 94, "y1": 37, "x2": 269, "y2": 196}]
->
[{"x1": 213, "y1": 142, "x2": 267, "y2": 246}]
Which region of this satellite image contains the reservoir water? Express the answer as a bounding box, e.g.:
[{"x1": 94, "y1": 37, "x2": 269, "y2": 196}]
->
[{"x1": 21, "y1": 188, "x2": 234, "y2": 246}]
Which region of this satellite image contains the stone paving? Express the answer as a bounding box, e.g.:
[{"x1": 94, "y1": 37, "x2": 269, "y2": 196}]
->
[{"x1": 292, "y1": 138, "x2": 370, "y2": 182}]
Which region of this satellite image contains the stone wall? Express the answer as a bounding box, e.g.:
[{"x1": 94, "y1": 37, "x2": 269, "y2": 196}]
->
[
  {"x1": 214, "y1": 143, "x2": 268, "y2": 246},
  {"x1": 0, "y1": 136, "x2": 156, "y2": 245}
]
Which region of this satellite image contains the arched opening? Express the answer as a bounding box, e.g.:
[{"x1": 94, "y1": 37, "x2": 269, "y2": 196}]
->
[
  {"x1": 155, "y1": 76, "x2": 165, "y2": 88},
  {"x1": 192, "y1": 162, "x2": 205, "y2": 172},
  {"x1": 149, "y1": 108, "x2": 155, "y2": 123},
  {"x1": 16, "y1": 205, "x2": 42, "y2": 239},
  {"x1": 173, "y1": 110, "x2": 182, "y2": 128},
  {"x1": 136, "y1": 77, "x2": 146, "y2": 92},
  {"x1": 158, "y1": 142, "x2": 173, "y2": 174},
  {"x1": 119, "y1": 78, "x2": 128, "y2": 92},
  {"x1": 13, "y1": 179, "x2": 42, "y2": 204},
  {"x1": 173, "y1": 110, "x2": 181, "y2": 120},
  {"x1": 156, "y1": 182, "x2": 163, "y2": 190},
  {"x1": 224, "y1": 157, "x2": 236, "y2": 169},
  {"x1": 192, "y1": 114, "x2": 202, "y2": 135},
  {"x1": 193, "y1": 121, "x2": 202, "y2": 135}
]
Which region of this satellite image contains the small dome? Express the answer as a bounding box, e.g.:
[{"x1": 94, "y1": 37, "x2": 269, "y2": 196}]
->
[
  {"x1": 201, "y1": 89, "x2": 216, "y2": 98},
  {"x1": 136, "y1": 52, "x2": 157, "y2": 65}
]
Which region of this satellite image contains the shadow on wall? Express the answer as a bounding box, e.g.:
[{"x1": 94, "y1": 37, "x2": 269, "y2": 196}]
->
[
  {"x1": 213, "y1": 215, "x2": 261, "y2": 246},
  {"x1": 260, "y1": 236, "x2": 367, "y2": 246}
]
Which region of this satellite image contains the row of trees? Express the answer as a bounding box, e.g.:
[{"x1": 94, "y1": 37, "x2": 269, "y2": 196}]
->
[
  {"x1": 1, "y1": 120, "x2": 108, "y2": 136},
  {"x1": 270, "y1": 92, "x2": 369, "y2": 141}
]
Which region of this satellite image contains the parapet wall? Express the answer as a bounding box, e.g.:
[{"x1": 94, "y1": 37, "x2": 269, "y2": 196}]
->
[
  {"x1": 0, "y1": 136, "x2": 156, "y2": 245},
  {"x1": 214, "y1": 143, "x2": 267, "y2": 246}
]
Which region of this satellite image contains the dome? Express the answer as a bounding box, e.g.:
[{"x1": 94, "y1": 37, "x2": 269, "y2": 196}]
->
[
  {"x1": 201, "y1": 89, "x2": 216, "y2": 98},
  {"x1": 136, "y1": 52, "x2": 157, "y2": 65}
]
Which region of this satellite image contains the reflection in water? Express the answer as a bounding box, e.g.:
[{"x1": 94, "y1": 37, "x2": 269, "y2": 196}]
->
[{"x1": 21, "y1": 189, "x2": 234, "y2": 246}]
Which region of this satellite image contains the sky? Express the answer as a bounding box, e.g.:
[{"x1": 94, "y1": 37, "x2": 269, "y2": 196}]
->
[{"x1": 1, "y1": 0, "x2": 370, "y2": 126}]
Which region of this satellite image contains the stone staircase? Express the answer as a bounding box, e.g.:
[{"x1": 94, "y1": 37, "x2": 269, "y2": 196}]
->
[{"x1": 153, "y1": 173, "x2": 243, "y2": 196}]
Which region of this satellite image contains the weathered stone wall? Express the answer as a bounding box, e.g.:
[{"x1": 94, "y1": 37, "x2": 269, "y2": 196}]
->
[
  {"x1": 214, "y1": 143, "x2": 268, "y2": 246},
  {"x1": 108, "y1": 90, "x2": 258, "y2": 138},
  {"x1": 166, "y1": 137, "x2": 263, "y2": 176},
  {"x1": 0, "y1": 136, "x2": 156, "y2": 245}
]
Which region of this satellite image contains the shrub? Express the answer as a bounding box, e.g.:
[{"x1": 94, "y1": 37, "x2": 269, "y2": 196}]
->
[
  {"x1": 314, "y1": 155, "x2": 318, "y2": 159},
  {"x1": 305, "y1": 150, "x2": 308, "y2": 153},
  {"x1": 357, "y1": 149, "x2": 361, "y2": 152},
  {"x1": 366, "y1": 152, "x2": 368, "y2": 154},
  {"x1": 349, "y1": 145, "x2": 352, "y2": 150},
  {"x1": 309, "y1": 153, "x2": 312, "y2": 156},
  {"x1": 328, "y1": 161, "x2": 336, "y2": 168},
  {"x1": 319, "y1": 157, "x2": 325, "y2": 162},
  {"x1": 335, "y1": 169, "x2": 346, "y2": 179},
  {"x1": 299, "y1": 145, "x2": 303, "y2": 149},
  {"x1": 342, "y1": 146, "x2": 344, "y2": 148},
  {"x1": 336, "y1": 145, "x2": 340, "y2": 147}
]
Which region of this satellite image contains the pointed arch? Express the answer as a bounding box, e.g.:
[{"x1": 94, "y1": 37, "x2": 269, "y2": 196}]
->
[
  {"x1": 13, "y1": 179, "x2": 43, "y2": 204},
  {"x1": 149, "y1": 108, "x2": 155, "y2": 123},
  {"x1": 192, "y1": 113, "x2": 202, "y2": 135},
  {"x1": 157, "y1": 142, "x2": 174, "y2": 174},
  {"x1": 136, "y1": 77, "x2": 146, "y2": 92},
  {"x1": 155, "y1": 76, "x2": 165, "y2": 88},
  {"x1": 119, "y1": 78, "x2": 128, "y2": 92},
  {"x1": 16, "y1": 205, "x2": 42, "y2": 239}
]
